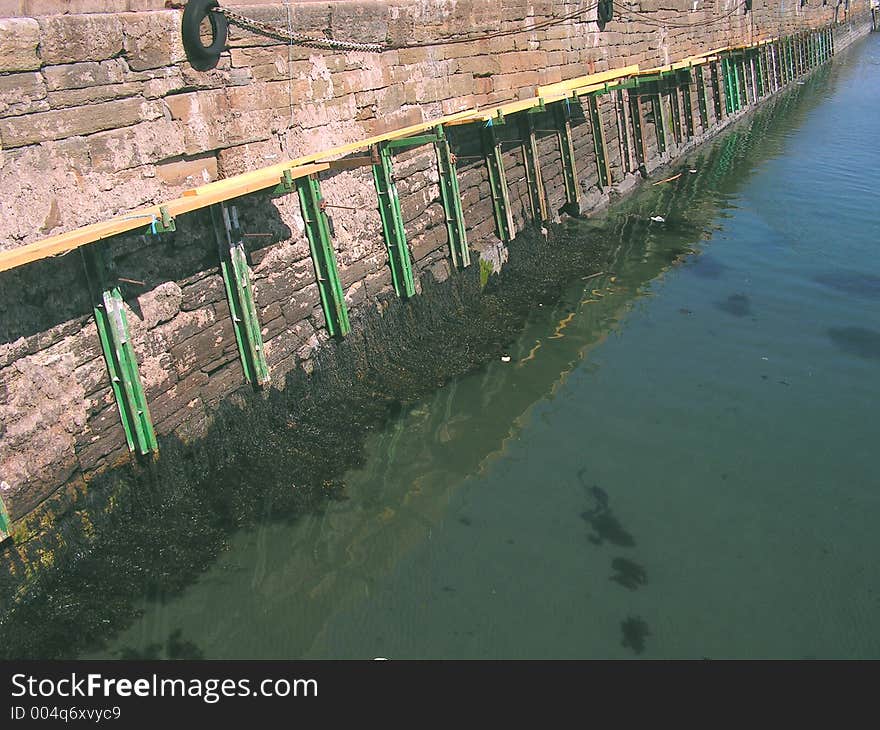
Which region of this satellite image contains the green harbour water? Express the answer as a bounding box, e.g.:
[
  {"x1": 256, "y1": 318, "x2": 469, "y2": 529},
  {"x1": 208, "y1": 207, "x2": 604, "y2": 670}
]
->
[{"x1": 92, "y1": 35, "x2": 879, "y2": 660}]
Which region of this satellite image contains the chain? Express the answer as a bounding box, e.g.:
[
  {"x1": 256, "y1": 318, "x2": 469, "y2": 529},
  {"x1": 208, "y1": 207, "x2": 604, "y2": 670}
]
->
[{"x1": 214, "y1": 7, "x2": 385, "y2": 53}]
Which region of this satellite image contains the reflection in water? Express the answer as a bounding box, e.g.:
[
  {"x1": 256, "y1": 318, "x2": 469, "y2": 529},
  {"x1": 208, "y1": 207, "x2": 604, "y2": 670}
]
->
[{"x1": 610, "y1": 558, "x2": 648, "y2": 591}]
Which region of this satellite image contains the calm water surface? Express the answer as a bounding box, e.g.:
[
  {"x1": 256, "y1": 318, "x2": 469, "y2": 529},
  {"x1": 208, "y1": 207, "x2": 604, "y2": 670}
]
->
[{"x1": 95, "y1": 35, "x2": 880, "y2": 659}]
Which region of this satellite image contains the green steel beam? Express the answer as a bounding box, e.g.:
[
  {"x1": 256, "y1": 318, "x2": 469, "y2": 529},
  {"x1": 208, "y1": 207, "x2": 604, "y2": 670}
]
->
[
  {"x1": 666, "y1": 79, "x2": 682, "y2": 145},
  {"x1": 481, "y1": 125, "x2": 515, "y2": 243},
  {"x1": 433, "y1": 126, "x2": 470, "y2": 269},
  {"x1": 614, "y1": 90, "x2": 633, "y2": 173},
  {"x1": 649, "y1": 88, "x2": 667, "y2": 154},
  {"x1": 295, "y1": 174, "x2": 351, "y2": 337},
  {"x1": 678, "y1": 71, "x2": 694, "y2": 139},
  {"x1": 586, "y1": 93, "x2": 612, "y2": 187},
  {"x1": 81, "y1": 244, "x2": 158, "y2": 456},
  {"x1": 212, "y1": 203, "x2": 270, "y2": 387},
  {"x1": 710, "y1": 60, "x2": 724, "y2": 119},
  {"x1": 627, "y1": 91, "x2": 647, "y2": 171},
  {"x1": 0, "y1": 490, "x2": 11, "y2": 543},
  {"x1": 372, "y1": 142, "x2": 416, "y2": 298},
  {"x1": 385, "y1": 133, "x2": 443, "y2": 149},
  {"x1": 694, "y1": 65, "x2": 709, "y2": 131},
  {"x1": 554, "y1": 100, "x2": 581, "y2": 212},
  {"x1": 519, "y1": 114, "x2": 548, "y2": 222}
]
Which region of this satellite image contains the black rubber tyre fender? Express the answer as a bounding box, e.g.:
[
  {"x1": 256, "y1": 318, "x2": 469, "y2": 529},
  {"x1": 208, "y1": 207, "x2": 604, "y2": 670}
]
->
[{"x1": 181, "y1": 0, "x2": 228, "y2": 65}]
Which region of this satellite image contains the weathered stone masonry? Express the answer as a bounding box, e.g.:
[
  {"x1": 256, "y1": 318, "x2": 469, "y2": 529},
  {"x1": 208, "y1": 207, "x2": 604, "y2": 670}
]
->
[{"x1": 0, "y1": 2, "x2": 873, "y2": 533}]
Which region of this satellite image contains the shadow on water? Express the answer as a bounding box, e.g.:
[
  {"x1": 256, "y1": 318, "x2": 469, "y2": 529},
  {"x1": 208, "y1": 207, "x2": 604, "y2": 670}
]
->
[
  {"x1": 715, "y1": 292, "x2": 753, "y2": 317},
  {"x1": 620, "y1": 616, "x2": 651, "y2": 655},
  {"x1": 610, "y1": 558, "x2": 648, "y2": 591},
  {"x1": 827, "y1": 327, "x2": 880, "y2": 359},
  {"x1": 814, "y1": 272, "x2": 880, "y2": 299},
  {"x1": 578, "y1": 470, "x2": 636, "y2": 548},
  {"x1": 0, "y1": 67, "x2": 839, "y2": 659}
]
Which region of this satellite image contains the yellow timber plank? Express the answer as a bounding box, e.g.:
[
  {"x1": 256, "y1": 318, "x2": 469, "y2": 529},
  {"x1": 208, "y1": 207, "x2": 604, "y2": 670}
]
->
[
  {"x1": 536, "y1": 64, "x2": 640, "y2": 97},
  {"x1": 0, "y1": 162, "x2": 329, "y2": 273}
]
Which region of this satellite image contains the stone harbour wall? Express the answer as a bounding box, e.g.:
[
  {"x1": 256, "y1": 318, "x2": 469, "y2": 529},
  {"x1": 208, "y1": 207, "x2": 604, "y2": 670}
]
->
[{"x1": 0, "y1": 1, "x2": 874, "y2": 531}]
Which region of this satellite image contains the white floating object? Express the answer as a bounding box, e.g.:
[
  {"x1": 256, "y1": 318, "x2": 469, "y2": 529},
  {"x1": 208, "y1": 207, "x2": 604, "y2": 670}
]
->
[
  {"x1": 501, "y1": 355, "x2": 512, "y2": 363},
  {"x1": 689, "y1": 169, "x2": 697, "y2": 174},
  {"x1": 650, "y1": 215, "x2": 665, "y2": 223}
]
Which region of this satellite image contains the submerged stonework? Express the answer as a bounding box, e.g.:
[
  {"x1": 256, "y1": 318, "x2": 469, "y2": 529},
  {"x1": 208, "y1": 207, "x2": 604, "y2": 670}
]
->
[{"x1": 0, "y1": 2, "x2": 873, "y2": 548}]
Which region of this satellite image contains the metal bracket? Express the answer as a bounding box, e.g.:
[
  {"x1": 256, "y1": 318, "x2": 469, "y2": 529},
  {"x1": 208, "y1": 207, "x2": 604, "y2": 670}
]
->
[
  {"x1": 295, "y1": 174, "x2": 351, "y2": 337},
  {"x1": 710, "y1": 60, "x2": 724, "y2": 119},
  {"x1": 554, "y1": 101, "x2": 581, "y2": 213},
  {"x1": 372, "y1": 142, "x2": 416, "y2": 298},
  {"x1": 433, "y1": 126, "x2": 470, "y2": 269},
  {"x1": 679, "y1": 72, "x2": 695, "y2": 138},
  {"x1": 149, "y1": 206, "x2": 176, "y2": 235},
  {"x1": 81, "y1": 244, "x2": 158, "y2": 456},
  {"x1": 520, "y1": 114, "x2": 548, "y2": 222},
  {"x1": 276, "y1": 169, "x2": 296, "y2": 194},
  {"x1": 212, "y1": 203, "x2": 270, "y2": 387},
  {"x1": 481, "y1": 125, "x2": 514, "y2": 243},
  {"x1": 385, "y1": 133, "x2": 443, "y2": 150},
  {"x1": 0, "y1": 492, "x2": 11, "y2": 544},
  {"x1": 648, "y1": 86, "x2": 667, "y2": 154}
]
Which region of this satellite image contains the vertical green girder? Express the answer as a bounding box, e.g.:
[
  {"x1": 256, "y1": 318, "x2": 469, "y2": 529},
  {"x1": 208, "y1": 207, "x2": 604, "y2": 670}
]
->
[
  {"x1": 694, "y1": 66, "x2": 709, "y2": 131},
  {"x1": 721, "y1": 57, "x2": 733, "y2": 115},
  {"x1": 554, "y1": 100, "x2": 581, "y2": 211},
  {"x1": 433, "y1": 126, "x2": 470, "y2": 269},
  {"x1": 680, "y1": 71, "x2": 694, "y2": 138},
  {"x1": 81, "y1": 244, "x2": 158, "y2": 456},
  {"x1": 295, "y1": 174, "x2": 351, "y2": 337},
  {"x1": 212, "y1": 203, "x2": 270, "y2": 387},
  {"x1": 614, "y1": 90, "x2": 633, "y2": 173},
  {"x1": 586, "y1": 93, "x2": 612, "y2": 187},
  {"x1": 710, "y1": 61, "x2": 723, "y2": 119},
  {"x1": 0, "y1": 493, "x2": 10, "y2": 543},
  {"x1": 627, "y1": 91, "x2": 647, "y2": 169},
  {"x1": 666, "y1": 79, "x2": 682, "y2": 144},
  {"x1": 481, "y1": 125, "x2": 514, "y2": 243},
  {"x1": 372, "y1": 142, "x2": 416, "y2": 298},
  {"x1": 520, "y1": 114, "x2": 548, "y2": 222},
  {"x1": 752, "y1": 49, "x2": 763, "y2": 99},
  {"x1": 650, "y1": 88, "x2": 666, "y2": 153}
]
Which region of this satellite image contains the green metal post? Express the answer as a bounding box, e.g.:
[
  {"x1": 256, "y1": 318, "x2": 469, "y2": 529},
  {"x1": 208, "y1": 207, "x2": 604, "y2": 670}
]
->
[
  {"x1": 586, "y1": 93, "x2": 612, "y2": 186},
  {"x1": 295, "y1": 175, "x2": 351, "y2": 337},
  {"x1": 0, "y1": 490, "x2": 11, "y2": 543},
  {"x1": 666, "y1": 79, "x2": 682, "y2": 144},
  {"x1": 81, "y1": 244, "x2": 158, "y2": 456},
  {"x1": 628, "y1": 91, "x2": 647, "y2": 170},
  {"x1": 433, "y1": 126, "x2": 470, "y2": 269},
  {"x1": 481, "y1": 125, "x2": 514, "y2": 243},
  {"x1": 212, "y1": 203, "x2": 270, "y2": 387},
  {"x1": 554, "y1": 100, "x2": 582, "y2": 212},
  {"x1": 614, "y1": 90, "x2": 633, "y2": 172},
  {"x1": 710, "y1": 60, "x2": 724, "y2": 119},
  {"x1": 520, "y1": 114, "x2": 548, "y2": 222},
  {"x1": 680, "y1": 71, "x2": 694, "y2": 138},
  {"x1": 372, "y1": 142, "x2": 416, "y2": 297}
]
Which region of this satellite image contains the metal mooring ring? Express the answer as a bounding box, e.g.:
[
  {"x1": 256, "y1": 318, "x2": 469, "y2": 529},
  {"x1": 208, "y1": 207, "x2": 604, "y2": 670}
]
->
[{"x1": 181, "y1": 0, "x2": 229, "y2": 71}]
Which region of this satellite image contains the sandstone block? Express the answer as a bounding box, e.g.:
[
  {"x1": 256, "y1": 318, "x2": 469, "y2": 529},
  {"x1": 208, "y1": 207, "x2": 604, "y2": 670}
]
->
[
  {"x1": 0, "y1": 97, "x2": 146, "y2": 148},
  {"x1": 121, "y1": 11, "x2": 185, "y2": 71},
  {"x1": 0, "y1": 18, "x2": 39, "y2": 72},
  {"x1": 38, "y1": 14, "x2": 125, "y2": 65},
  {"x1": 43, "y1": 60, "x2": 127, "y2": 92},
  {"x1": 0, "y1": 72, "x2": 47, "y2": 117}
]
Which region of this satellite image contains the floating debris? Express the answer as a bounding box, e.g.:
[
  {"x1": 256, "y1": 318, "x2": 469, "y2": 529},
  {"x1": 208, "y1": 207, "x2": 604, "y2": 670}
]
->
[{"x1": 650, "y1": 215, "x2": 665, "y2": 223}]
